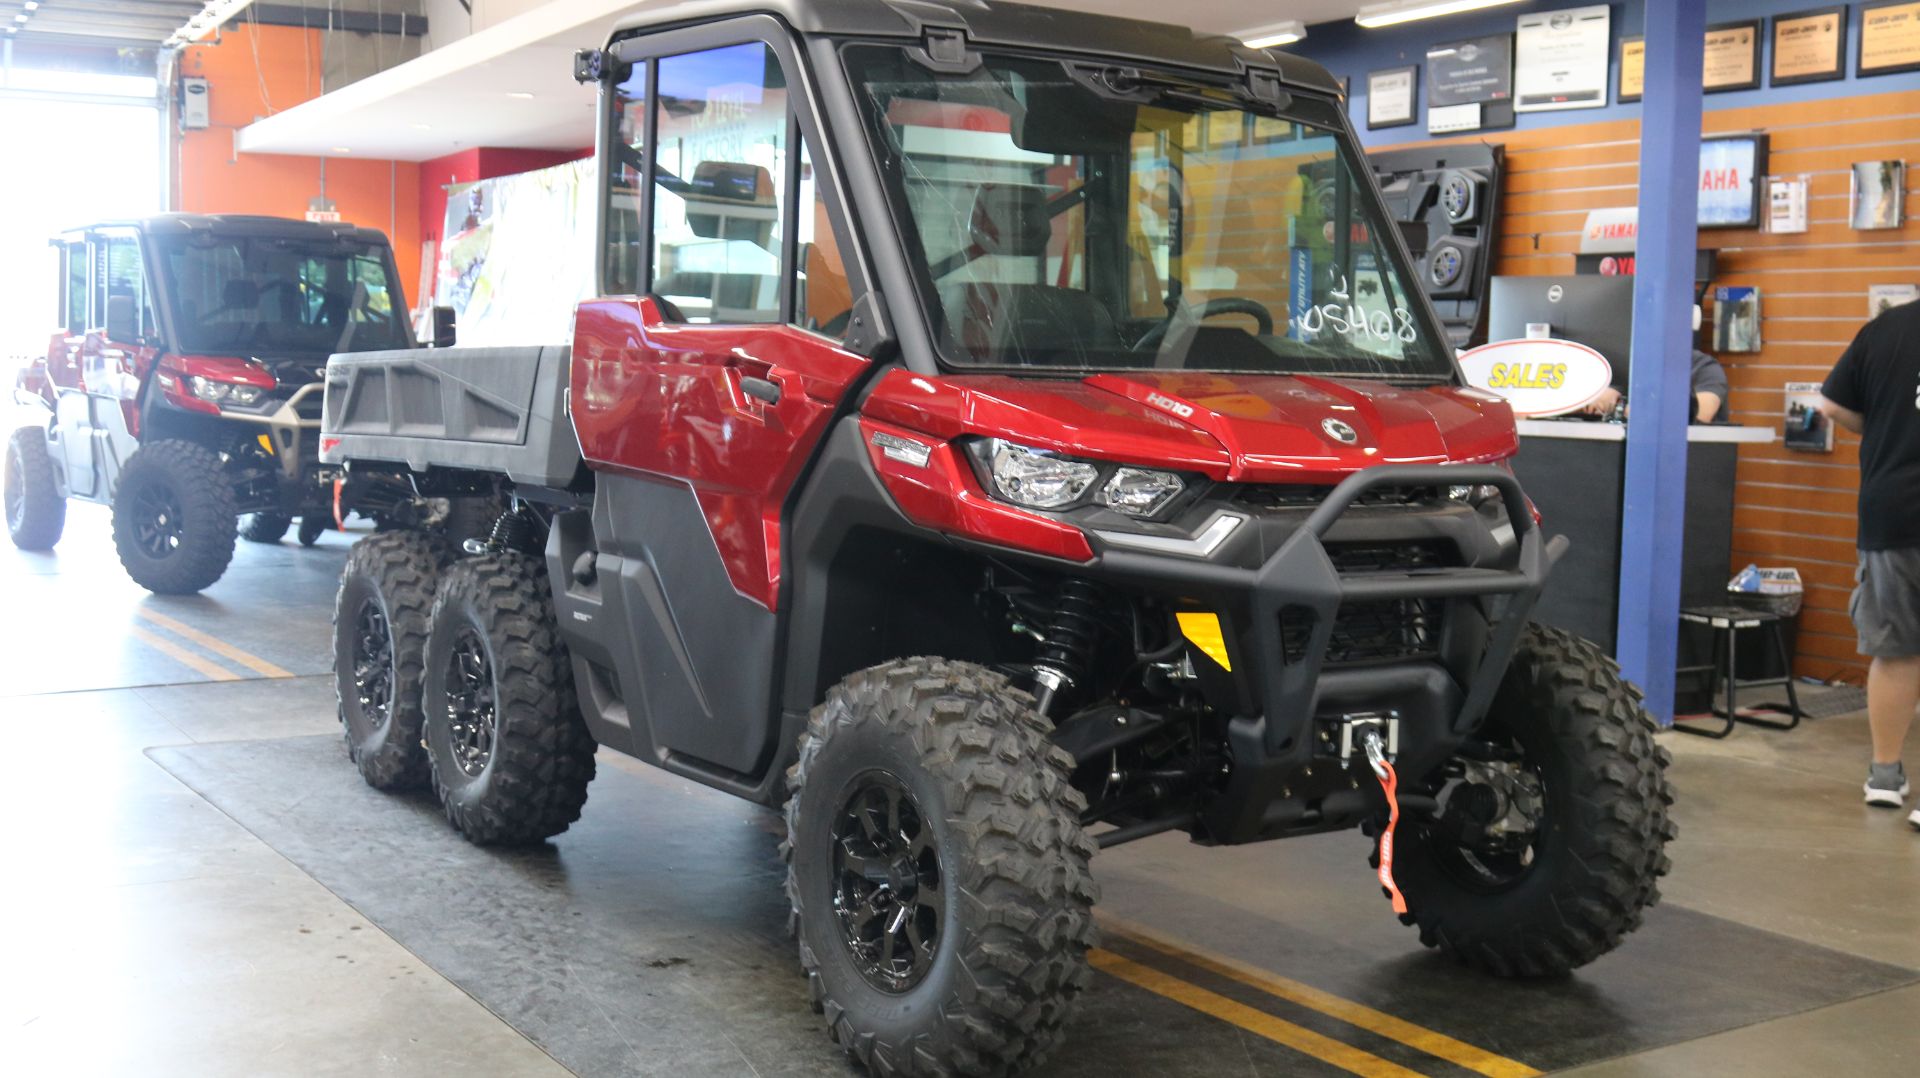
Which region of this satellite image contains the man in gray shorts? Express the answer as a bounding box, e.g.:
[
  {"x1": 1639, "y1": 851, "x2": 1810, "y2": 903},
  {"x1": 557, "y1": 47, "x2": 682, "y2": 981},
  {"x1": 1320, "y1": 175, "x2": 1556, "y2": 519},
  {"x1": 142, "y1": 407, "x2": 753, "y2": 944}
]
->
[{"x1": 1819, "y1": 297, "x2": 1920, "y2": 830}]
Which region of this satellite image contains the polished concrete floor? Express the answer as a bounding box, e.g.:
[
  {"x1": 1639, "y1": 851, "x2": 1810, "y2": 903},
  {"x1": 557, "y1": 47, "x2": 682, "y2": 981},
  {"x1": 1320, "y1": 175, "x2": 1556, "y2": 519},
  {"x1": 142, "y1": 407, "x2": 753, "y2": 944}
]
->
[{"x1": 3, "y1": 501, "x2": 1918, "y2": 1077}]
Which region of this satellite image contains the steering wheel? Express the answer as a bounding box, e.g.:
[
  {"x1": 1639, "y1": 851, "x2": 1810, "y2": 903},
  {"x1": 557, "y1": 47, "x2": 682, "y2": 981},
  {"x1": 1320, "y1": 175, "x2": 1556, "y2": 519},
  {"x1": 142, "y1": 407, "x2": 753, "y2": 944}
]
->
[{"x1": 1134, "y1": 297, "x2": 1275, "y2": 352}]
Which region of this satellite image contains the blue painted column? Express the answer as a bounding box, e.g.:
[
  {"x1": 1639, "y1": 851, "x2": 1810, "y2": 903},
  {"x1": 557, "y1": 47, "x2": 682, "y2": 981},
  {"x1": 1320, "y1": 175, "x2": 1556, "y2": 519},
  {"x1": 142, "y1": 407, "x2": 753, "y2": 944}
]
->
[{"x1": 1616, "y1": 0, "x2": 1706, "y2": 725}]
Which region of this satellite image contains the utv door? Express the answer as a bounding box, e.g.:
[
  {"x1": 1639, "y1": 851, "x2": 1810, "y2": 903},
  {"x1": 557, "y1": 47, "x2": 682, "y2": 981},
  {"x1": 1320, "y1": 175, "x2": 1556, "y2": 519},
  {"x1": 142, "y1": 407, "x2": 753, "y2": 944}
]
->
[{"x1": 566, "y1": 18, "x2": 870, "y2": 784}]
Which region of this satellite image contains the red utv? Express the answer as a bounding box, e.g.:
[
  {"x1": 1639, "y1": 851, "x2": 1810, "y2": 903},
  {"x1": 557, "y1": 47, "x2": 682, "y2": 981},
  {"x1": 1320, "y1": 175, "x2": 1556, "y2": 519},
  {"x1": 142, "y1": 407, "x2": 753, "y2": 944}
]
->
[
  {"x1": 6, "y1": 214, "x2": 413, "y2": 592},
  {"x1": 319, "y1": 4, "x2": 1675, "y2": 1075}
]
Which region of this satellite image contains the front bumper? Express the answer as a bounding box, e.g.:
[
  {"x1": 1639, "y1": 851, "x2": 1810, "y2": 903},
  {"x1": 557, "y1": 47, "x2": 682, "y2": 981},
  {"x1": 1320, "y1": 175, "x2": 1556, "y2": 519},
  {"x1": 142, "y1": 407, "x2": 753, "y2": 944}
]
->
[{"x1": 1087, "y1": 464, "x2": 1568, "y2": 843}]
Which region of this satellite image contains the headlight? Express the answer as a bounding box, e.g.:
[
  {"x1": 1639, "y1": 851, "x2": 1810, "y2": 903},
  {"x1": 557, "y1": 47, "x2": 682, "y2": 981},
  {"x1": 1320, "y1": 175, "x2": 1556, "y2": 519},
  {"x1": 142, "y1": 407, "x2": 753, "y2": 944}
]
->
[
  {"x1": 1099, "y1": 467, "x2": 1185, "y2": 517},
  {"x1": 1447, "y1": 484, "x2": 1502, "y2": 506},
  {"x1": 188, "y1": 376, "x2": 265, "y2": 408},
  {"x1": 979, "y1": 441, "x2": 1098, "y2": 509}
]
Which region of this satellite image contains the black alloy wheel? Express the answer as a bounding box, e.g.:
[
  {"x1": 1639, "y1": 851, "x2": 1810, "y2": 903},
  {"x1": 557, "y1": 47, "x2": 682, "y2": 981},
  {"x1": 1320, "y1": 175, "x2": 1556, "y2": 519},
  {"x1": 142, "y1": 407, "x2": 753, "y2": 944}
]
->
[
  {"x1": 443, "y1": 627, "x2": 498, "y2": 778},
  {"x1": 129, "y1": 483, "x2": 186, "y2": 560},
  {"x1": 1425, "y1": 750, "x2": 1549, "y2": 893},
  {"x1": 352, "y1": 600, "x2": 396, "y2": 732},
  {"x1": 831, "y1": 771, "x2": 945, "y2": 994}
]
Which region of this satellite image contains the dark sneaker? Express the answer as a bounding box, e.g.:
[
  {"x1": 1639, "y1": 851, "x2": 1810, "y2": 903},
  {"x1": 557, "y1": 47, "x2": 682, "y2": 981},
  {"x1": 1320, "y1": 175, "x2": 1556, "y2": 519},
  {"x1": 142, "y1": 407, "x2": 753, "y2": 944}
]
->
[{"x1": 1865, "y1": 762, "x2": 1910, "y2": 808}]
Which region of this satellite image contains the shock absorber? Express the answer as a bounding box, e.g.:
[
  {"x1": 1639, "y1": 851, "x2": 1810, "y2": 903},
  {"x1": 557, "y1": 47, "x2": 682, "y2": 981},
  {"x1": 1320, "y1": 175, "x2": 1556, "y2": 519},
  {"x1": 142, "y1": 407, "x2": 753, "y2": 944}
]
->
[{"x1": 1031, "y1": 578, "x2": 1104, "y2": 716}]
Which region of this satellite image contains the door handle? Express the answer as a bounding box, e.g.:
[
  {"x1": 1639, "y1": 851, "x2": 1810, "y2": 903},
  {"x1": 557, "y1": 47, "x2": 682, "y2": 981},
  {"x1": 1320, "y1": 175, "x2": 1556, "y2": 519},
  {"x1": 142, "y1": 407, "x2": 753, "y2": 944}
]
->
[{"x1": 739, "y1": 375, "x2": 781, "y2": 405}]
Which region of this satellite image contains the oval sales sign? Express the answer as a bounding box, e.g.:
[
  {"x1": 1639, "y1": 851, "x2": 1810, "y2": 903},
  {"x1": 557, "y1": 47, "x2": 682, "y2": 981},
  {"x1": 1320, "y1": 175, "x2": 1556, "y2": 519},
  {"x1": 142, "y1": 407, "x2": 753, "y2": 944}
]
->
[{"x1": 1456, "y1": 338, "x2": 1614, "y2": 418}]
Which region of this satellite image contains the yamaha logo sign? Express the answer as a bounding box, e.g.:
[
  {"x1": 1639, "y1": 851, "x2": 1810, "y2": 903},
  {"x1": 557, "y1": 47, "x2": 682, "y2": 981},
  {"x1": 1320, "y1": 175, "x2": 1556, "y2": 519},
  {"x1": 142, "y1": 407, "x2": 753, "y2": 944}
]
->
[{"x1": 1321, "y1": 418, "x2": 1359, "y2": 445}]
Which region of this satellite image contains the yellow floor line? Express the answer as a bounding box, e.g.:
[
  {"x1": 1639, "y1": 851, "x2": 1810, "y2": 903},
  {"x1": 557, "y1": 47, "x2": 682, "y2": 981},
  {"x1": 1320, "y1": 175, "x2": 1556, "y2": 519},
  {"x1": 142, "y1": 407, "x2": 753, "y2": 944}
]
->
[
  {"x1": 1102, "y1": 917, "x2": 1541, "y2": 1078},
  {"x1": 1091, "y1": 949, "x2": 1427, "y2": 1078},
  {"x1": 130, "y1": 625, "x2": 241, "y2": 683},
  {"x1": 134, "y1": 608, "x2": 296, "y2": 679}
]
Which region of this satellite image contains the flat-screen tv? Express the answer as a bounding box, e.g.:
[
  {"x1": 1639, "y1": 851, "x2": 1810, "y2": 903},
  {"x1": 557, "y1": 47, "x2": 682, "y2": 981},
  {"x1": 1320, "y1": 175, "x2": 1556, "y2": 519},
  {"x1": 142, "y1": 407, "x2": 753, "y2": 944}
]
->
[{"x1": 1698, "y1": 133, "x2": 1768, "y2": 230}]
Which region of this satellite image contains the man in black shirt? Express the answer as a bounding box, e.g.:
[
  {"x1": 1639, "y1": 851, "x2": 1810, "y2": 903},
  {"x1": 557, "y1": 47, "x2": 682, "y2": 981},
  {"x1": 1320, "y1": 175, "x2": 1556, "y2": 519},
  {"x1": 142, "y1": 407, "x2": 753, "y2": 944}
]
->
[{"x1": 1819, "y1": 298, "x2": 1920, "y2": 829}]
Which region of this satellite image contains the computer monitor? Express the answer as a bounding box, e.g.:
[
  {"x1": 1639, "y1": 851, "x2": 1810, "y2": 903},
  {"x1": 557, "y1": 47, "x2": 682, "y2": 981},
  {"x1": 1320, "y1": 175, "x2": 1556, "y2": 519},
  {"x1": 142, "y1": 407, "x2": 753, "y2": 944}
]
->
[{"x1": 1486, "y1": 275, "x2": 1636, "y2": 378}]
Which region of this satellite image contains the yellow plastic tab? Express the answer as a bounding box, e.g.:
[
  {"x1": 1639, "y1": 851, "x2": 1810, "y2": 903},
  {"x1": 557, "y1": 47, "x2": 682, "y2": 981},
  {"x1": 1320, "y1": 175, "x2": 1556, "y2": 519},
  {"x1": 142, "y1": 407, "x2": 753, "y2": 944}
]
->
[
  {"x1": 257, "y1": 433, "x2": 275, "y2": 454},
  {"x1": 1176, "y1": 612, "x2": 1231, "y2": 672}
]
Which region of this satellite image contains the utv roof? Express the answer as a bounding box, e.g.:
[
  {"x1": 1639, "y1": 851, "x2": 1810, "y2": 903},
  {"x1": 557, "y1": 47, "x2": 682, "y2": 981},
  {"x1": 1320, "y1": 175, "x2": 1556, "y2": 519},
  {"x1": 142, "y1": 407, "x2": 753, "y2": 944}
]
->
[
  {"x1": 607, "y1": 0, "x2": 1342, "y2": 96},
  {"x1": 55, "y1": 213, "x2": 394, "y2": 247}
]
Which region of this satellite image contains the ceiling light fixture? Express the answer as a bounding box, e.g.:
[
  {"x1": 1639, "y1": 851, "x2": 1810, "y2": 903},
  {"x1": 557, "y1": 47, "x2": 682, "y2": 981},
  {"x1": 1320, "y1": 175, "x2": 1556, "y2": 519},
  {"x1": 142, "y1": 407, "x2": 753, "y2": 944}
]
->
[
  {"x1": 1241, "y1": 21, "x2": 1307, "y2": 49},
  {"x1": 165, "y1": 0, "x2": 257, "y2": 48},
  {"x1": 332, "y1": 146, "x2": 351, "y2": 153},
  {"x1": 1354, "y1": 0, "x2": 1525, "y2": 29},
  {"x1": 506, "y1": 91, "x2": 536, "y2": 99}
]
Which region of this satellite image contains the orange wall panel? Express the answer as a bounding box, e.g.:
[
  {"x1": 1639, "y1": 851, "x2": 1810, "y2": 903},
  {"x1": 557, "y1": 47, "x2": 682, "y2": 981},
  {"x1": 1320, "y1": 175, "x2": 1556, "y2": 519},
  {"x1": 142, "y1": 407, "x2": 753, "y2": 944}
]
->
[{"x1": 173, "y1": 24, "x2": 423, "y2": 303}]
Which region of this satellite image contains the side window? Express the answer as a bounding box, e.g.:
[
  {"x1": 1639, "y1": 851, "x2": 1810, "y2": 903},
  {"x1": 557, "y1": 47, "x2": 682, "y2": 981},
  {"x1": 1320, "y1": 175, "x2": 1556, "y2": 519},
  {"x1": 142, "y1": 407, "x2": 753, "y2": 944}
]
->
[
  {"x1": 796, "y1": 138, "x2": 851, "y2": 338},
  {"x1": 64, "y1": 242, "x2": 87, "y2": 334},
  {"x1": 102, "y1": 236, "x2": 152, "y2": 341},
  {"x1": 604, "y1": 60, "x2": 649, "y2": 296},
  {"x1": 651, "y1": 42, "x2": 788, "y2": 324}
]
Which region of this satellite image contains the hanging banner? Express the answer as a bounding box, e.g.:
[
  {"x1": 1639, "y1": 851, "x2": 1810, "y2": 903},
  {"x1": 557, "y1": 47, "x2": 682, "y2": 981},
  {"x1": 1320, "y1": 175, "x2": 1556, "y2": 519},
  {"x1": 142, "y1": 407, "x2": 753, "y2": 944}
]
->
[{"x1": 436, "y1": 159, "x2": 597, "y2": 346}]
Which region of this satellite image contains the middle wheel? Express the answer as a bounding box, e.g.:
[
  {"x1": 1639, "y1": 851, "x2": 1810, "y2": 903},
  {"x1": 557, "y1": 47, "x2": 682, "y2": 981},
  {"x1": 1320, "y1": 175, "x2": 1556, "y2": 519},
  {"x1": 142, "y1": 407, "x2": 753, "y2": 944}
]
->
[{"x1": 421, "y1": 552, "x2": 597, "y2": 845}]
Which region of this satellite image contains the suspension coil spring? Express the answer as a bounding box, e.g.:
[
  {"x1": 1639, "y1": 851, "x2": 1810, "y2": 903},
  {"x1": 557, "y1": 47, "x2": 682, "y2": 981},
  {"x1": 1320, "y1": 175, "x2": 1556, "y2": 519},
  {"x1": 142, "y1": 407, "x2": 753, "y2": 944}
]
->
[
  {"x1": 1032, "y1": 578, "x2": 1104, "y2": 715},
  {"x1": 488, "y1": 506, "x2": 537, "y2": 554}
]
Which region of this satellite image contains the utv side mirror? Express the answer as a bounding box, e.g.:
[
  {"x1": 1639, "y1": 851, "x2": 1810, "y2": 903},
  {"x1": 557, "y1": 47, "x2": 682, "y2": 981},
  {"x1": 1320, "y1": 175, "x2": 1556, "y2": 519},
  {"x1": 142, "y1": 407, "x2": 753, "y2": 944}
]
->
[
  {"x1": 106, "y1": 294, "x2": 139, "y2": 343},
  {"x1": 431, "y1": 305, "x2": 457, "y2": 348}
]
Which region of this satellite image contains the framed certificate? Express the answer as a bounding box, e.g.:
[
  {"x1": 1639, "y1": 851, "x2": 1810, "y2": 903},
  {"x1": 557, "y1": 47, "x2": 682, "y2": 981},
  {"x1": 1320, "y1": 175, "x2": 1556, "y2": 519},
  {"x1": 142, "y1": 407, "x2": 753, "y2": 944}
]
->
[
  {"x1": 1859, "y1": 1, "x2": 1920, "y2": 77},
  {"x1": 1772, "y1": 7, "x2": 1848, "y2": 85},
  {"x1": 1367, "y1": 66, "x2": 1418, "y2": 129},
  {"x1": 1514, "y1": 5, "x2": 1610, "y2": 112},
  {"x1": 1704, "y1": 20, "x2": 1763, "y2": 92},
  {"x1": 1425, "y1": 34, "x2": 1514, "y2": 130},
  {"x1": 1618, "y1": 36, "x2": 1644, "y2": 102}
]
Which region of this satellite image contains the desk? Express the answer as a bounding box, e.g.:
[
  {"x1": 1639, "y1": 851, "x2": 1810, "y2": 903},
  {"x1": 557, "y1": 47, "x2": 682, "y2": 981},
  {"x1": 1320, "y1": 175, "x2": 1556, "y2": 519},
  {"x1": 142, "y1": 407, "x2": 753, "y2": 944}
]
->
[{"x1": 1511, "y1": 420, "x2": 1775, "y2": 654}]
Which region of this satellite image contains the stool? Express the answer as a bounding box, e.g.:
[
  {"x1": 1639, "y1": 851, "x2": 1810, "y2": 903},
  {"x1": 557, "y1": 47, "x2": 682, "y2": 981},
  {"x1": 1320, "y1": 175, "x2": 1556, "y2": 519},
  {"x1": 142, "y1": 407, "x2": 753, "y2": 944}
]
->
[{"x1": 1674, "y1": 605, "x2": 1805, "y2": 738}]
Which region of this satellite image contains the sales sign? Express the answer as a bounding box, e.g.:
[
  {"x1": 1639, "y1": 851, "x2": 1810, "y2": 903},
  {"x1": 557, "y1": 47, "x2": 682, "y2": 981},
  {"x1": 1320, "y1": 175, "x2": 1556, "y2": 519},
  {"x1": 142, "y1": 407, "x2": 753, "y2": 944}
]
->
[{"x1": 1457, "y1": 338, "x2": 1614, "y2": 418}]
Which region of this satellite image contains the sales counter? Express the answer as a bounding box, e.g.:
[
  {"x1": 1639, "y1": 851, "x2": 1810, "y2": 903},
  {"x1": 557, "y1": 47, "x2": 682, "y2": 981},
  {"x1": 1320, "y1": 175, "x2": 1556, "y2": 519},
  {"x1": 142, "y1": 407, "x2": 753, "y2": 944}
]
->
[{"x1": 1510, "y1": 419, "x2": 1776, "y2": 654}]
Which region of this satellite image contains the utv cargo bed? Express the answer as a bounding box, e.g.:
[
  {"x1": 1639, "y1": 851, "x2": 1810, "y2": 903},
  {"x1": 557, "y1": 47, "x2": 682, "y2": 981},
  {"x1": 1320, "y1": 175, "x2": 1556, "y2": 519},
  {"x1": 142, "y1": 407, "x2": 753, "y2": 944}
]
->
[{"x1": 321, "y1": 346, "x2": 578, "y2": 488}]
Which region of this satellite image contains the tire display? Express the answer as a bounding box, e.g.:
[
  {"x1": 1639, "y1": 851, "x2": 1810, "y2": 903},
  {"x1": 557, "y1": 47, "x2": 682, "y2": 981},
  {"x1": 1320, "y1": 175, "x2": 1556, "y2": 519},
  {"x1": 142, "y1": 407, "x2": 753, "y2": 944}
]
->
[
  {"x1": 421, "y1": 552, "x2": 597, "y2": 845},
  {"x1": 1380, "y1": 624, "x2": 1677, "y2": 977},
  {"x1": 334, "y1": 530, "x2": 448, "y2": 790},
  {"x1": 784, "y1": 658, "x2": 1098, "y2": 1077},
  {"x1": 111, "y1": 439, "x2": 239, "y2": 595},
  {"x1": 5, "y1": 426, "x2": 65, "y2": 551}
]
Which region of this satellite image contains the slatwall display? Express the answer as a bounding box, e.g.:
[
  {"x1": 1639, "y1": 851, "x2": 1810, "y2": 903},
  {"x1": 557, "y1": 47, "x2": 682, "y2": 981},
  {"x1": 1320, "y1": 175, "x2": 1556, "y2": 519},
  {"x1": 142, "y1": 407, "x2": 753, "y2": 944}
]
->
[{"x1": 1384, "y1": 87, "x2": 1920, "y2": 680}]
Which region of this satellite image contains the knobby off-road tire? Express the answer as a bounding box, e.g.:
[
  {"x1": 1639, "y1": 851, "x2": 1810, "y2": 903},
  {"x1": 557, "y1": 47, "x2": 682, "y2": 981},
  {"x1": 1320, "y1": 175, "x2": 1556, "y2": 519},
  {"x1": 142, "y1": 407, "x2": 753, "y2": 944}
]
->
[
  {"x1": 1385, "y1": 623, "x2": 1676, "y2": 977},
  {"x1": 5, "y1": 426, "x2": 65, "y2": 550},
  {"x1": 422, "y1": 552, "x2": 596, "y2": 845},
  {"x1": 241, "y1": 512, "x2": 292, "y2": 543},
  {"x1": 298, "y1": 515, "x2": 331, "y2": 547},
  {"x1": 334, "y1": 530, "x2": 447, "y2": 790},
  {"x1": 783, "y1": 658, "x2": 1098, "y2": 1078},
  {"x1": 112, "y1": 440, "x2": 238, "y2": 594}
]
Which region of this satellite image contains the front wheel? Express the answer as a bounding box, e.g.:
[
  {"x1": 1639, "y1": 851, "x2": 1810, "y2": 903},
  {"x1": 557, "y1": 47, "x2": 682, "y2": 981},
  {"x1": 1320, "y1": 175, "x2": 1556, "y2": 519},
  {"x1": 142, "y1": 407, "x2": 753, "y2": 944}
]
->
[
  {"x1": 5, "y1": 426, "x2": 65, "y2": 550},
  {"x1": 298, "y1": 515, "x2": 331, "y2": 546},
  {"x1": 241, "y1": 512, "x2": 292, "y2": 544},
  {"x1": 111, "y1": 440, "x2": 237, "y2": 594},
  {"x1": 784, "y1": 658, "x2": 1097, "y2": 1077},
  {"x1": 1380, "y1": 624, "x2": 1676, "y2": 977}
]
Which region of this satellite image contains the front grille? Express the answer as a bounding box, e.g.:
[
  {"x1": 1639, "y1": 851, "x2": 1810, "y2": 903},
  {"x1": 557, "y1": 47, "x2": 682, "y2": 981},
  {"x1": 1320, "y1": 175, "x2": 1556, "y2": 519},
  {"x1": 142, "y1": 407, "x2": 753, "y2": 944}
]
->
[
  {"x1": 1279, "y1": 542, "x2": 1451, "y2": 666},
  {"x1": 1235, "y1": 484, "x2": 1439, "y2": 511}
]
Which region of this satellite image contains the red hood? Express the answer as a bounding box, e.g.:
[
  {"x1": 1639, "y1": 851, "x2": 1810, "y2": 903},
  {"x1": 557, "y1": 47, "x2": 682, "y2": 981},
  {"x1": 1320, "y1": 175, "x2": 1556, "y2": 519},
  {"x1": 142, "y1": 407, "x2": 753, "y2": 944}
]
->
[{"x1": 861, "y1": 369, "x2": 1516, "y2": 484}]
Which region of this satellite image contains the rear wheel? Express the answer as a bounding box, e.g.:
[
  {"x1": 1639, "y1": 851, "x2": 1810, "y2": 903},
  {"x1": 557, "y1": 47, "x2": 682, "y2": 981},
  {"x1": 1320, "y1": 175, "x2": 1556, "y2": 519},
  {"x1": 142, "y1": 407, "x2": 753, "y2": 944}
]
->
[
  {"x1": 240, "y1": 512, "x2": 292, "y2": 544},
  {"x1": 111, "y1": 440, "x2": 237, "y2": 594},
  {"x1": 421, "y1": 552, "x2": 596, "y2": 845},
  {"x1": 1381, "y1": 624, "x2": 1676, "y2": 977},
  {"x1": 784, "y1": 658, "x2": 1097, "y2": 1077},
  {"x1": 334, "y1": 530, "x2": 446, "y2": 789},
  {"x1": 298, "y1": 515, "x2": 331, "y2": 546},
  {"x1": 5, "y1": 426, "x2": 65, "y2": 550}
]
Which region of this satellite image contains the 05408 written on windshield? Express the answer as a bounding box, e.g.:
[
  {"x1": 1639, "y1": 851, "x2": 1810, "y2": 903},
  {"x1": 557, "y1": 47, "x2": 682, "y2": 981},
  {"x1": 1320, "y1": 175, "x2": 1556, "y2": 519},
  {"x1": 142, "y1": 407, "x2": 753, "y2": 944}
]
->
[{"x1": 849, "y1": 47, "x2": 1444, "y2": 378}]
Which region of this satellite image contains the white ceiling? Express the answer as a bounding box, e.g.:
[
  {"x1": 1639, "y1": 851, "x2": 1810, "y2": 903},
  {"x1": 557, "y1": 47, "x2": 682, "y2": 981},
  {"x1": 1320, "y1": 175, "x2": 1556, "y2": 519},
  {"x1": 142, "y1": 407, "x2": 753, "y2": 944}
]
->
[{"x1": 238, "y1": 0, "x2": 1375, "y2": 162}]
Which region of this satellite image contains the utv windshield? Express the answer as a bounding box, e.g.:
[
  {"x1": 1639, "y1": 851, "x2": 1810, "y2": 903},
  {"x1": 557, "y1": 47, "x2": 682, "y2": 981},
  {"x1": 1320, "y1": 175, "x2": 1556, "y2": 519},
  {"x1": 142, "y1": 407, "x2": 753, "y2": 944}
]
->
[
  {"x1": 845, "y1": 47, "x2": 1450, "y2": 379},
  {"x1": 152, "y1": 233, "x2": 410, "y2": 356}
]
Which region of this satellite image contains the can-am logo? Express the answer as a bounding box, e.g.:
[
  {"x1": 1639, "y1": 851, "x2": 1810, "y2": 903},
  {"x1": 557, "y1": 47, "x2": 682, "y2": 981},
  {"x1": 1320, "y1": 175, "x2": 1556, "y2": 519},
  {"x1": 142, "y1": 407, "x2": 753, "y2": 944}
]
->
[
  {"x1": 1547, "y1": 284, "x2": 1565, "y2": 302},
  {"x1": 1322, "y1": 418, "x2": 1359, "y2": 444},
  {"x1": 1144, "y1": 392, "x2": 1195, "y2": 419}
]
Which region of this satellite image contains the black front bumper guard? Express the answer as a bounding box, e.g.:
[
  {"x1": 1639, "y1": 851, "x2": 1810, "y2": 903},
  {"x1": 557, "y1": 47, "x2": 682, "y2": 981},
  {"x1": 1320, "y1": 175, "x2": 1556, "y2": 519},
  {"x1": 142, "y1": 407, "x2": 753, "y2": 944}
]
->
[{"x1": 1099, "y1": 463, "x2": 1569, "y2": 837}]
